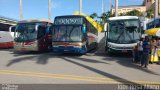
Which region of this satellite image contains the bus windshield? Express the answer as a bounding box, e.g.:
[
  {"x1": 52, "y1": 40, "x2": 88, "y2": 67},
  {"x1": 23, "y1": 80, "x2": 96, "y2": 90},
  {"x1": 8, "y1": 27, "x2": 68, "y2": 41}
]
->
[
  {"x1": 14, "y1": 23, "x2": 37, "y2": 42},
  {"x1": 108, "y1": 19, "x2": 140, "y2": 44},
  {"x1": 52, "y1": 26, "x2": 82, "y2": 42}
]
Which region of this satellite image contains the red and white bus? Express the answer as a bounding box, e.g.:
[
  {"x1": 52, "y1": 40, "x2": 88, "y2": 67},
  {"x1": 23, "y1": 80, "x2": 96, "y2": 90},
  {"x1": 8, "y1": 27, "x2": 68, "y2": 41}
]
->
[
  {"x1": 0, "y1": 23, "x2": 15, "y2": 48},
  {"x1": 14, "y1": 19, "x2": 52, "y2": 51}
]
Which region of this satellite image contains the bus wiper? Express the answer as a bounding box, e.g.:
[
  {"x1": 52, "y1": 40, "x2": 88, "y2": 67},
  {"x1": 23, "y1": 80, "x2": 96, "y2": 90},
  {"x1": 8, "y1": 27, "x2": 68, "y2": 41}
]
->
[{"x1": 115, "y1": 30, "x2": 124, "y2": 43}]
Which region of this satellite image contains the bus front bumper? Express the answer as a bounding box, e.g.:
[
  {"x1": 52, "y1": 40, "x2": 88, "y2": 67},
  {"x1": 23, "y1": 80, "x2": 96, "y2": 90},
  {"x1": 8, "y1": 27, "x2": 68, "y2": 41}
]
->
[
  {"x1": 107, "y1": 47, "x2": 133, "y2": 54},
  {"x1": 52, "y1": 46, "x2": 86, "y2": 54},
  {"x1": 14, "y1": 45, "x2": 38, "y2": 51}
]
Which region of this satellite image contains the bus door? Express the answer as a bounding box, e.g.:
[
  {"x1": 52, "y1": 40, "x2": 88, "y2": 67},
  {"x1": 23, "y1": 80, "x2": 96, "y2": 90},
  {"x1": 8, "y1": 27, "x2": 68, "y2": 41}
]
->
[
  {"x1": 9, "y1": 26, "x2": 16, "y2": 38},
  {"x1": 37, "y1": 25, "x2": 49, "y2": 51}
]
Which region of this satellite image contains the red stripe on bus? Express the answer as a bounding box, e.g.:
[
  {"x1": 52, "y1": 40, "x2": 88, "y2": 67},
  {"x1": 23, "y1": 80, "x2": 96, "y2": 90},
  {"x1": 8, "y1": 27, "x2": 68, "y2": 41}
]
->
[{"x1": 0, "y1": 41, "x2": 14, "y2": 48}]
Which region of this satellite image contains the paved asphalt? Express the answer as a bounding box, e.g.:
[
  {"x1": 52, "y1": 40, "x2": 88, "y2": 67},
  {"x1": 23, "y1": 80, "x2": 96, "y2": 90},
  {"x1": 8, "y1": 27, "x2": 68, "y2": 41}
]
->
[{"x1": 0, "y1": 49, "x2": 160, "y2": 90}]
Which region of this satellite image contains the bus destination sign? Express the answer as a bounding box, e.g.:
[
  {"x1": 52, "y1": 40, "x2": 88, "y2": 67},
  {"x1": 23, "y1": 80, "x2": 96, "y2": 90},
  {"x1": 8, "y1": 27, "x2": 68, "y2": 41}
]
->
[{"x1": 54, "y1": 18, "x2": 83, "y2": 25}]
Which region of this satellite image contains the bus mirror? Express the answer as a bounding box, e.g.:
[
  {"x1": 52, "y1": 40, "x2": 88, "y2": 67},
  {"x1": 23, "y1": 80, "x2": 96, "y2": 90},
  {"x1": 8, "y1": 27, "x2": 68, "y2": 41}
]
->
[
  {"x1": 35, "y1": 25, "x2": 39, "y2": 31},
  {"x1": 104, "y1": 23, "x2": 108, "y2": 32},
  {"x1": 82, "y1": 25, "x2": 86, "y2": 33},
  {"x1": 142, "y1": 21, "x2": 146, "y2": 30}
]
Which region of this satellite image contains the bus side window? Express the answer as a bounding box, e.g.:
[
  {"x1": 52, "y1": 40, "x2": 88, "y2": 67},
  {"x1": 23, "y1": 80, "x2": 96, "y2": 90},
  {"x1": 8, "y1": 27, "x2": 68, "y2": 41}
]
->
[
  {"x1": 155, "y1": 19, "x2": 160, "y2": 28},
  {"x1": 11, "y1": 26, "x2": 16, "y2": 32},
  {"x1": 37, "y1": 26, "x2": 46, "y2": 39}
]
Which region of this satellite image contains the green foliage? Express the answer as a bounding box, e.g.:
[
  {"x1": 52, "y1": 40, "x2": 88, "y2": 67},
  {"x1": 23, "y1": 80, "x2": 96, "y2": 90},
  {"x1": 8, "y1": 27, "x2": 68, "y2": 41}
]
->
[
  {"x1": 89, "y1": 11, "x2": 114, "y2": 24},
  {"x1": 126, "y1": 9, "x2": 143, "y2": 16},
  {"x1": 90, "y1": 12, "x2": 98, "y2": 19},
  {"x1": 146, "y1": 9, "x2": 154, "y2": 19}
]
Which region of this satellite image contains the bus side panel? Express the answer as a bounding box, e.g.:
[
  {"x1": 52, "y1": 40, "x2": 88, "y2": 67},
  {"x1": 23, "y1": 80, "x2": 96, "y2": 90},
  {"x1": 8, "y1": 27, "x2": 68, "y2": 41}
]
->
[
  {"x1": 86, "y1": 19, "x2": 98, "y2": 50},
  {"x1": 0, "y1": 31, "x2": 14, "y2": 48}
]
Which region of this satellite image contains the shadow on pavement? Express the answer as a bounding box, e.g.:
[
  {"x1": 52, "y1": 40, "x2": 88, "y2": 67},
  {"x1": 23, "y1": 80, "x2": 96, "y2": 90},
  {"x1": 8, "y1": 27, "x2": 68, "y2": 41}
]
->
[
  {"x1": 61, "y1": 57, "x2": 156, "y2": 88},
  {"x1": 66, "y1": 56, "x2": 110, "y2": 65},
  {"x1": 6, "y1": 55, "x2": 37, "y2": 67},
  {"x1": 100, "y1": 54, "x2": 160, "y2": 76},
  {"x1": 6, "y1": 52, "x2": 55, "y2": 66},
  {"x1": 6, "y1": 49, "x2": 160, "y2": 76}
]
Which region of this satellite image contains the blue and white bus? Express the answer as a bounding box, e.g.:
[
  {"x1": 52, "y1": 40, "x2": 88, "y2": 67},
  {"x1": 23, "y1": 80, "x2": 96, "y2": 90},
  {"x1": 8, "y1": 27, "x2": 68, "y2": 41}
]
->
[{"x1": 51, "y1": 15, "x2": 99, "y2": 54}]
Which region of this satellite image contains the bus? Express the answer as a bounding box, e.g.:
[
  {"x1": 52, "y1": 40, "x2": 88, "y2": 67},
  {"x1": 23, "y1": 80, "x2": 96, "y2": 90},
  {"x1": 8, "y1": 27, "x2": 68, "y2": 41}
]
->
[
  {"x1": 0, "y1": 23, "x2": 15, "y2": 48},
  {"x1": 104, "y1": 16, "x2": 142, "y2": 54},
  {"x1": 51, "y1": 15, "x2": 100, "y2": 54},
  {"x1": 14, "y1": 19, "x2": 52, "y2": 51},
  {"x1": 146, "y1": 16, "x2": 160, "y2": 30}
]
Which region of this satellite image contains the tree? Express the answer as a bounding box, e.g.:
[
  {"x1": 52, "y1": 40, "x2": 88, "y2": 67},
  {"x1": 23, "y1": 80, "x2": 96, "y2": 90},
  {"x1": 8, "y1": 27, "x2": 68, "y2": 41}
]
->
[
  {"x1": 89, "y1": 11, "x2": 114, "y2": 24},
  {"x1": 126, "y1": 9, "x2": 143, "y2": 16},
  {"x1": 119, "y1": 13, "x2": 126, "y2": 16},
  {"x1": 146, "y1": 9, "x2": 154, "y2": 19},
  {"x1": 90, "y1": 12, "x2": 98, "y2": 19},
  {"x1": 99, "y1": 11, "x2": 114, "y2": 24}
]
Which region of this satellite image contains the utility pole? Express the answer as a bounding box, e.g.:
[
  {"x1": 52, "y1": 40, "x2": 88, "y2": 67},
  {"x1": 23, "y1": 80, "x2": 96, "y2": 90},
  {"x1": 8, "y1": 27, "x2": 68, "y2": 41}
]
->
[
  {"x1": 20, "y1": 0, "x2": 23, "y2": 20},
  {"x1": 155, "y1": 0, "x2": 158, "y2": 18},
  {"x1": 102, "y1": 0, "x2": 104, "y2": 14},
  {"x1": 102, "y1": 0, "x2": 106, "y2": 24},
  {"x1": 109, "y1": 0, "x2": 112, "y2": 11},
  {"x1": 115, "y1": 0, "x2": 118, "y2": 17},
  {"x1": 79, "y1": 0, "x2": 82, "y2": 15},
  {"x1": 48, "y1": 0, "x2": 51, "y2": 20}
]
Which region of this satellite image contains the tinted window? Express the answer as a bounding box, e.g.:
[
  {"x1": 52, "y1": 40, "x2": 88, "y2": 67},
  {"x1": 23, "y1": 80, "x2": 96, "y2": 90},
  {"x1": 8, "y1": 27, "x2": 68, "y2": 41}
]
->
[{"x1": 37, "y1": 26, "x2": 46, "y2": 39}]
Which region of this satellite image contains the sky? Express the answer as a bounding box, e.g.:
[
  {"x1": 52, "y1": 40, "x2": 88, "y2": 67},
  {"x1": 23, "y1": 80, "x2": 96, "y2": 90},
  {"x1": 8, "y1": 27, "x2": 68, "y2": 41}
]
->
[{"x1": 0, "y1": 0, "x2": 144, "y2": 21}]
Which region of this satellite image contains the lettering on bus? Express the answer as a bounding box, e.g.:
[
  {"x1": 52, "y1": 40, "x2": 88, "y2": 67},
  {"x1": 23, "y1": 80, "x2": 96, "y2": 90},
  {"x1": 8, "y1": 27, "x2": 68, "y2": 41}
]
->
[{"x1": 54, "y1": 18, "x2": 83, "y2": 25}]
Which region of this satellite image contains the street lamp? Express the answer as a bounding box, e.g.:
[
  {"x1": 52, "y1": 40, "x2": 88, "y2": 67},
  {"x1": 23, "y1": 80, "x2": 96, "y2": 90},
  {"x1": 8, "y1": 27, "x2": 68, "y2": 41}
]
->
[{"x1": 102, "y1": 0, "x2": 104, "y2": 14}]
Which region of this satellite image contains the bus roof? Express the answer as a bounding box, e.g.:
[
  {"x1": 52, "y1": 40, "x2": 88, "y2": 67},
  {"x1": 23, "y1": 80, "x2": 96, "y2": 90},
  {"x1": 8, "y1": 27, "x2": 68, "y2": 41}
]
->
[
  {"x1": 108, "y1": 16, "x2": 139, "y2": 21},
  {"x1": 54, "y1": 15, "x2": 85, "y2": 20},
  {"x1": 18, "y1": 19, "x2": 53, "y2": 24},
  {"x1": 55, "y1": 15, "x2": 84, "y2": 17}
]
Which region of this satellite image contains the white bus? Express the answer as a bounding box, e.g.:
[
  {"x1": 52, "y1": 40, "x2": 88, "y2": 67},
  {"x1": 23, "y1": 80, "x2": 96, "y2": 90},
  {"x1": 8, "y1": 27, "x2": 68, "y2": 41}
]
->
[
  {"x1": 104, "y1": 16, "x2": 142, "y2": 54},
  {"x1": 14, "y1": 19, "x2": 52, "y2": 51},
  {"x1": 0, "y1": 23, "x2": 15, "y2": 48}
]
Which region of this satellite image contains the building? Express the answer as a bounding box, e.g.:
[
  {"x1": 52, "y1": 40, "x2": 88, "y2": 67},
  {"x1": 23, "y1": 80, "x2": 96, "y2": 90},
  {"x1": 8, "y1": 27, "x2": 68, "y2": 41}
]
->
[
  {"x1": 111, "y1": 0, "x2": 160, "y2": 15},
  {"x1": 0, "y1": 16, "x2": 17, "y2": 25},
  {"x1": 111, "y1": 5, "x2": 146, "y2": 15},
  {"x1": 143, "y1": 0, "x2": 160, "y2": 13}
]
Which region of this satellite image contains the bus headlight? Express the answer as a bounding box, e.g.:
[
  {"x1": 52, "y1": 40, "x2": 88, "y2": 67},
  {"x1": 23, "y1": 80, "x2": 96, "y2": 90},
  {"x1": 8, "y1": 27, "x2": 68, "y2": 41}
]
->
[{"x1": 74, "y1": 43, "x2": 83, "y2": 48}]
